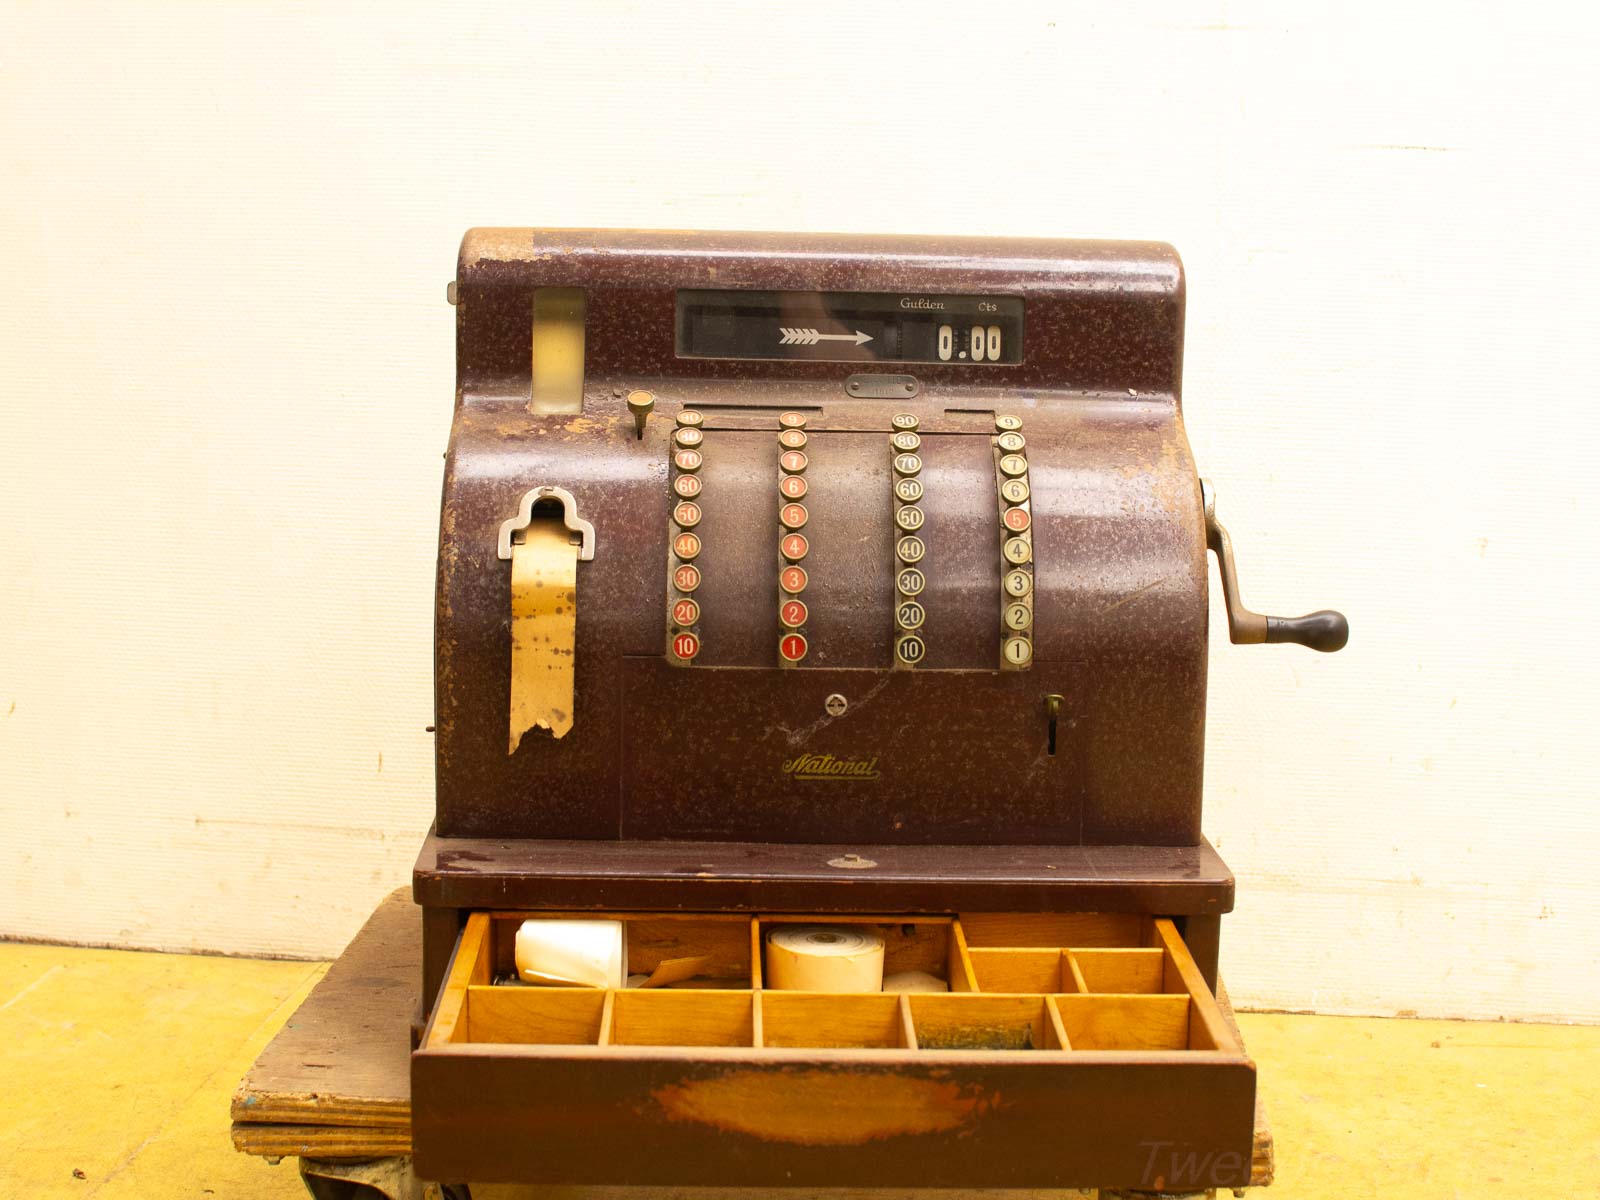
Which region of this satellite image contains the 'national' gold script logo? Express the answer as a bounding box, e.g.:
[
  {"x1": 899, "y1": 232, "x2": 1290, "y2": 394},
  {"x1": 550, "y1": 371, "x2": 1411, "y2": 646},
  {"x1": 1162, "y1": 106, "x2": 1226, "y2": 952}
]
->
[{"x1": 782, "y1": 753, "x2": 881, "y2": 782}]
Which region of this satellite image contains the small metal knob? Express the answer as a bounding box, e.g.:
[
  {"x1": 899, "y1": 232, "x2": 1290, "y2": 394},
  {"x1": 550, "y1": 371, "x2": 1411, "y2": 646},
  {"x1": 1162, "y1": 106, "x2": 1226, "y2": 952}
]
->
[{"x1": 626, "y1": 390, "x2": 655, "y2": 440}]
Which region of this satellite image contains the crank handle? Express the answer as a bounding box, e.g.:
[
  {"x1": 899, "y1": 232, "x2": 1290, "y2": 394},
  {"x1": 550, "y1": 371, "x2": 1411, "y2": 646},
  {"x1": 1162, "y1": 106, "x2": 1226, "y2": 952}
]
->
[{"x1": 1201, "y1": 480, "x2": 1349, "y2": 653}]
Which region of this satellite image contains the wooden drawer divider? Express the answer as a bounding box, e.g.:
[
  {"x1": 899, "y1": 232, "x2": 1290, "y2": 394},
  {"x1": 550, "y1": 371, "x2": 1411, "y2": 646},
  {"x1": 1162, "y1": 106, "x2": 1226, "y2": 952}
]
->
[{"x1": 427, "y1": 911, "x2": 1238, "y2": 1055}]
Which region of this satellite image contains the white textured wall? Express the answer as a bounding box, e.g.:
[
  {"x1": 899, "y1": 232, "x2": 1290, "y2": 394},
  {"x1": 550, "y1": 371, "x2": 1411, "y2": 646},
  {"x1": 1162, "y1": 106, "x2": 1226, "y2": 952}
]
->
[{"x1": 2, "y1": 2, "x2": 1596, "y2": 1023}]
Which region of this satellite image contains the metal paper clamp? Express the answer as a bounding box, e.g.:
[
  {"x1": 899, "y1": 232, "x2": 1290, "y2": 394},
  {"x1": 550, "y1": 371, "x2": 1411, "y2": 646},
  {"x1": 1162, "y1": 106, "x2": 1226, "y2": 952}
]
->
[{"x1": 497, "y1": 486, "x2": 596, "y2": 561}]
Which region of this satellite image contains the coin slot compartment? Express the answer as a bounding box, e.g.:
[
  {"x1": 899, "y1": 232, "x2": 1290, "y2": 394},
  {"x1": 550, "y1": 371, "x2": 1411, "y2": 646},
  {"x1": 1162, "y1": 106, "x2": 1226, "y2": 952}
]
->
[
  {"x1": 959, "y1": 911, "x2": 1145, "y2": 948},
  {"x1": 968, "y1": 947, "x2": 1073, "y2": 993},
  {"x1": 1067, "y1": 947, "x2": 1167, "y2": 994},
  {"x1": 908, "y1": 994, "x2": 1069, "y2": 1051},
  {"x1": 1051, "y1": 993, "x2": 1190, "y2": 1051},
  {"x1": 609, "y1": 989, "x2": 755, "y2": 1047},
  {"x1": 758, "y1": 992, "x2": 911, "y2": 1049},
  {"x1": 458, "y1": 986, "x2": 610, "y2": 1045}
]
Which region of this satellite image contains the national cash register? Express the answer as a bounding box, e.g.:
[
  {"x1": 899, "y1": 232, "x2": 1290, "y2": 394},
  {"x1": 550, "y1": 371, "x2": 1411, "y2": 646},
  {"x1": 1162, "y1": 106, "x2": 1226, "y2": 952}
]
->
[{"x1": 411, "y1": 229, "x2": 1347, "y2": 1193}]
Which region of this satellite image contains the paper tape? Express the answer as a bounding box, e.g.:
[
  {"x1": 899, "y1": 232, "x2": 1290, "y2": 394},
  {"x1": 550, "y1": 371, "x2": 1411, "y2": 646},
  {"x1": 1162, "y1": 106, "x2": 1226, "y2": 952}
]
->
[
  {"x1": 509, "y1": 520, "x2": 579, "y2": 751},
  {"x1": 766, "y1": 925, "x2": 886, "y2": 992},
  {"x1": 514, "y1": 919, "x2": 626, "y2": 989}
]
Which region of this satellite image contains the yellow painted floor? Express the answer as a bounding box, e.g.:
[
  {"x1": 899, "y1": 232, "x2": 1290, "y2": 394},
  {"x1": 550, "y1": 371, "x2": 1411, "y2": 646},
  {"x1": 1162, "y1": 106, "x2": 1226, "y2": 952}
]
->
[{"x1": 1, "y1": 941, "x2": 1596, "y2": 1198}]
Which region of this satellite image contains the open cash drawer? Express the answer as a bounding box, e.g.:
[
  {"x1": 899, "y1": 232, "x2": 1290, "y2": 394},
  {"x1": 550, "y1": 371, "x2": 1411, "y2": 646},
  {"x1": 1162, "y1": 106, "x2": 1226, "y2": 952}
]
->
[{"x1": 412, "y1": 911, "x2": 1256, "y2": 1190}]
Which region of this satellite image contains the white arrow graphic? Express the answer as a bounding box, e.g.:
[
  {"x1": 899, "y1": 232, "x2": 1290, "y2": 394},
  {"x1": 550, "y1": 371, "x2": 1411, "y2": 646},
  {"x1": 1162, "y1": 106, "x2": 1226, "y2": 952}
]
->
[{"x1": 779, "y1": 327, "x2": 874, "y2": 346}]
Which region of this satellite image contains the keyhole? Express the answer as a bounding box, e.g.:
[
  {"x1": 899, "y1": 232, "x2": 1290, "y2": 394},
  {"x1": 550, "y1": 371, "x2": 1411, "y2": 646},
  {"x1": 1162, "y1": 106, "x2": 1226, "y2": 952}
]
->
[{"x1": 1045, "y1": 693, "x2": 1063, "y2": 757}]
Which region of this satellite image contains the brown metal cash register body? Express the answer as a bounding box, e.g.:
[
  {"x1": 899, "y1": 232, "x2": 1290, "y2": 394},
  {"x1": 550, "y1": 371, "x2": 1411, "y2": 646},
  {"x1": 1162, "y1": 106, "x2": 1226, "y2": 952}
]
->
[{"x1": 412, "y1": 229, "x2": 1346, "y2": 1190}]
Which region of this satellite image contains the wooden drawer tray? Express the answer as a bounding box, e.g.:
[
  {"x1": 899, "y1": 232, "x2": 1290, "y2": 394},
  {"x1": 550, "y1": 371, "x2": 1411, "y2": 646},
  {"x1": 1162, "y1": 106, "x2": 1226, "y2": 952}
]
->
[{"x1": 412, "y1": 912, "x2": 1255, "y2": 1189}]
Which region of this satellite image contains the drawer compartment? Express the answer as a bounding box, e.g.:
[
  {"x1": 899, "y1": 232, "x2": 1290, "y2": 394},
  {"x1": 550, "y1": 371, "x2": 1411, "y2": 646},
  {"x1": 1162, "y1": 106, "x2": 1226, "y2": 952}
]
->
[{"x1": 412, "y1": 911, "x2": 1255, "y2": 1189}]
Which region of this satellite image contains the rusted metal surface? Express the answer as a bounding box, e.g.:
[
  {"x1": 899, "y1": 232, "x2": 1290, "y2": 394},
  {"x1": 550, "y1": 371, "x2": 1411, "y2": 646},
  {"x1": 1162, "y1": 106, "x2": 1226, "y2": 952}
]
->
[{"x1": 434, "y1": 230, "x2": 1207, "y2": 849}]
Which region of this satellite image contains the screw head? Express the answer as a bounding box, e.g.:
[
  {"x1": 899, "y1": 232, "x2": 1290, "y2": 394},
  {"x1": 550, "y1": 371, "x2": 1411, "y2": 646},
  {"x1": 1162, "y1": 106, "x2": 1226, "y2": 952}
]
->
[{"x1": 824, "y1": 693, "x2": 847, "y2": 717}]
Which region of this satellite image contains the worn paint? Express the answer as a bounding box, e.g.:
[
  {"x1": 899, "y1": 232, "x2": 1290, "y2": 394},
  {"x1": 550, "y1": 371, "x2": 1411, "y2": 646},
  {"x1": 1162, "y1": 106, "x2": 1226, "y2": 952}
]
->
[{"x1": 650, "y1": 1067, "x2": 997, "y2": 1144}]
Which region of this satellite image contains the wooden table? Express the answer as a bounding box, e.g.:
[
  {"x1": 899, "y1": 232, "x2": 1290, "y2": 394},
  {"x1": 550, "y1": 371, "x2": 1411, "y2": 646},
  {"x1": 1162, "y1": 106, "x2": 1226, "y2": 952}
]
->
[{"x1": 231, "y1": 889, "x2": 1272, "y2": 1197}]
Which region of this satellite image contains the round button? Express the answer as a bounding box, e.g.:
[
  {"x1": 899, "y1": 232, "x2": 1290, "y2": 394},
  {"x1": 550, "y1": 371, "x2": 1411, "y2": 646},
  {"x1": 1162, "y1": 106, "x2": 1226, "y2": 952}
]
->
[
  {"x1": 779, "y1": 632, "x2": 808, "y2": 662},
  {"x1": 890, "y1": 431, "x2": 921, "y2": 452},
  {"x1": 673, "y1": 501, "x2": 702, "y2": 528},
  {"x1": 895, "y1": 634, "x2": 927, "y2": 666},
  {"x1": 891, "y1": 413, "x2": 919, "y2": 431},
  {"x1": 674, "y1": 448, "x2": 703, "y2": 472},
  {"x1": 779, "y1": 411, "x2": 808, "y2": 429},
  {"x1": 1002, "y1": 537, "x2": 1032, "y2": 565},
  {"x1": 672, "y1": 631, "x2": 701, "y2": 661},
  {"x1": 780, "y1": 565, "x2": 808, "y2": 593},
  {"x1": 673, "y1": 563, "x2": 702, "y2": 592},
  {"x1": 895, "y1": 506, "x2": 925, "y2": 532},
  {"x1": 779, "y1": 428, "x2": 808, "y2": 450},
  {"x1": 673, "y1": 474, "x2": 702, "y2": 498},
  {"x1": 779, "y1": 473, "x2": 808, "y2": 500},
  {"x1": 674, "y1": 427, "x2": 704, "y2": 448},
  {"x1": 995, "y1": 415, "x2": 1023, "y2": 432},
  {"x1": 1002, "y1": 636, "x2": 1033, "y2": 666},
  {"x1": 897, "y1": 567, "x2": 926, "y2": 596},
  {"x1": 1003, "y1": 568, "x2": 1031, "y2": 597},
  {"x1": 781, "y1": 532, "x2": 809, "y2": 561},
  {"x1": 672, "y1": 597, "x2": 702, "y2": 627},
  {"x1": 674, "y1": 532, "x2": 702, "y2": 560},
  {"x1": 895, "y1": 477, "x2": 924, "y2": 503},
  {"x1": 1002, "y1": 506, "x2": 1031, "y2": 533},
  {"x1": 996, "y1": 432, "x2": 1026, "y2": 453},
  {"x1": 780, "y1": 502, "x2": 809, "y2": 529},
  {"x1": 998, "y1": 453, "x2": 1028, "y2": 477},
  {"x1": 896, "y1": 600, "x2": 926, "y2": 630},
  {"x1": 780, "y1": 598, "x2": 808, "y2": 628},
  {"x1": 780, "y1": 450, "x2": 808, "y2": 475},
  {"x1": 896, "y1": 536, "x2": 926, "y2": 564},
  {"x1": 1003, "y1": 602, "x2": 1031, "y2": 631},
  {"x1": 1000, "y1": 477, "x2": 1029, "y2": 504},
  {"x1": 676, "y1": 409, "x2": 705, "y2": 428},
  {"x1": 893, "y1": 453, "x2": 922, "y2": 477}
]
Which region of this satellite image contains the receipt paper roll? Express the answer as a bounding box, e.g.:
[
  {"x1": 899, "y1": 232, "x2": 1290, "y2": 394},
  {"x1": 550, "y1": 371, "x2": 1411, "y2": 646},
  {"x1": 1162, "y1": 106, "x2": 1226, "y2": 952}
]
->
[
  {"x1": 509, "y1": 520, "x2": 578, "y2": 751},
  {"x1": 766, "y1": 925, "x2": 886, "y2": 992},
  {"x1": 514, "y1": 919, "x2": 626, "y2": 989}
]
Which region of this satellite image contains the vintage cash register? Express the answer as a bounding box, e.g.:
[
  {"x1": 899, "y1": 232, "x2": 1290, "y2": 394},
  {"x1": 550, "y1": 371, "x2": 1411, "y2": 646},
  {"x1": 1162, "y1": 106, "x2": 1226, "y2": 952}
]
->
[{"x1": 412, "y1": 229, "x2": 1347, "y2": 1192}]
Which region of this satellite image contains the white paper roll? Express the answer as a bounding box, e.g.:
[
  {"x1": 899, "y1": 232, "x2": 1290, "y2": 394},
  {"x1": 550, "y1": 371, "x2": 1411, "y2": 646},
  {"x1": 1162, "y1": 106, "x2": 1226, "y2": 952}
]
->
[
  {"x1": 514, "y1": 919, "x2": 626, "y2": 989},
  {"x1": 883, "y1": 969, "x2": 948, "y2": 993},
  {"x1": 766, "y1": 925, "x2": 885, "y2": 992}
]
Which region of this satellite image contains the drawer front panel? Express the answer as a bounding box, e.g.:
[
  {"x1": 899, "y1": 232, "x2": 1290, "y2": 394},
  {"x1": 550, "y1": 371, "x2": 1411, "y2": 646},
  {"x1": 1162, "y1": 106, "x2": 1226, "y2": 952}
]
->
[{"x1": 413, "y1": 1049, "x2": 1254, "y2": 1188}]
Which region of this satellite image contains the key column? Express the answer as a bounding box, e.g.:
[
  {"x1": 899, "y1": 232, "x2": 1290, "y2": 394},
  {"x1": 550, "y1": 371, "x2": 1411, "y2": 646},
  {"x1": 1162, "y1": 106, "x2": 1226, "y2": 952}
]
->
[
  {"x1": 890, "y1": 413, "x2": 927, "y2": 669},
  {"x1": 993, "y1": 415, "x2": 1034, "y2": 669},
  {"x1": 777, "y1": 413, "x2": 811, "y2": 667},
  {"x1": 666, "y1": 410, "x2": 705, "y2": 664}
]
